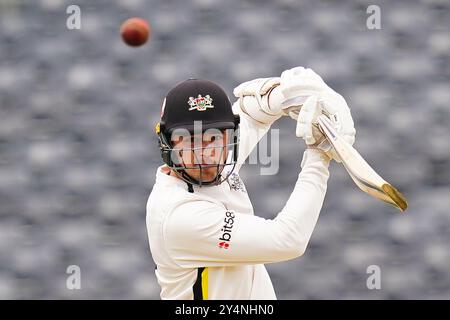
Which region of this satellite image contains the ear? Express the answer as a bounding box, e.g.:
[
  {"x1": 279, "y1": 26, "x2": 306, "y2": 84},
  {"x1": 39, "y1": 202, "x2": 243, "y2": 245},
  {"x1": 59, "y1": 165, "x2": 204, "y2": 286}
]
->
[{"x1": 159, "y1": 132, "x2": 174, "y2": 167}]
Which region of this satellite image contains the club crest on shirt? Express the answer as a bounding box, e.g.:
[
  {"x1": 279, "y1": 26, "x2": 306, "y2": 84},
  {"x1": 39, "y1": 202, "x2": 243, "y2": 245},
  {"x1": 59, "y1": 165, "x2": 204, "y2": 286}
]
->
[
  {"x1": 228, "y1": 173, "x2": 246, "y2": 193},
  {"x1": 188, "y1": 94, "x2": 214, "y2": 111}
]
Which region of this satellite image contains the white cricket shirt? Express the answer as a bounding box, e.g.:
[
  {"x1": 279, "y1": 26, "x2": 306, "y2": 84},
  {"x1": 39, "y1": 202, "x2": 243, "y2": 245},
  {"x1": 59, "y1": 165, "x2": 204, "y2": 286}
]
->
[{"x1": 146, "y1": 106, "x2": 331, "y2": 300}]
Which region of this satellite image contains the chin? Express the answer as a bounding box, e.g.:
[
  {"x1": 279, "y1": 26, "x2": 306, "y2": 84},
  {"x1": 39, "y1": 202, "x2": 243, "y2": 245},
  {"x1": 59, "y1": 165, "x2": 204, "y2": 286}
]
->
[{"x1": 187, "y1": 168, "x2": 219, "y2": 182}]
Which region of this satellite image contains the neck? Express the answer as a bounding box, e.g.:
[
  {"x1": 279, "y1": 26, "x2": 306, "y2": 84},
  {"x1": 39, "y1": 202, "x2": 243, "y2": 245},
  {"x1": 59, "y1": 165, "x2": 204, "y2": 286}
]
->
[{"x1": 161, "y1": 165, "x2": 176, "y2": 177}]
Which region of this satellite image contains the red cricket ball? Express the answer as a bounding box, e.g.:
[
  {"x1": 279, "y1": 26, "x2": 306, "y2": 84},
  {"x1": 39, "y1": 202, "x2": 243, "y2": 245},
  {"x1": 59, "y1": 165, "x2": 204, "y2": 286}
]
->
[{"x1": 120, "y1": 17, "x2": 150, "y2": 47}]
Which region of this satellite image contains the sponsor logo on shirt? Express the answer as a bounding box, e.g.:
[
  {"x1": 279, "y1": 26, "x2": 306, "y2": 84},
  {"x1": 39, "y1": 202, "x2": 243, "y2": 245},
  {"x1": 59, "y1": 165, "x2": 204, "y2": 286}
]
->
[
  {"x1": 218, "y1": 241, "x2": 229, "y2": 249},
  {"x1": 218, "y1": 211, "x2": 235, "y2": 249}
]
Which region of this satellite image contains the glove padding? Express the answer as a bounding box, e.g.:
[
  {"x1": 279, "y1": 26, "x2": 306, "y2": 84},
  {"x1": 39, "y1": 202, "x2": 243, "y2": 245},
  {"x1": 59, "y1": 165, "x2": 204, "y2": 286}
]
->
[
  {"x1": 295, "y1": 93, "x2": 356, "y2": 162},
  {"x1": 278, "y1": 67, "x2": 330, "y2": 118},
  {"x1": 232, "y1": 77, "x2": 282, "y2": 124},
  {"x1": 296, "y1": 95, "x2": 323, "y2": 145},
  {"x1": 232, "y1": 66, "x2": 356, "y2": 162},
  {"x1": 232, "y1": 67, "x2": 331, "y2": 122}
]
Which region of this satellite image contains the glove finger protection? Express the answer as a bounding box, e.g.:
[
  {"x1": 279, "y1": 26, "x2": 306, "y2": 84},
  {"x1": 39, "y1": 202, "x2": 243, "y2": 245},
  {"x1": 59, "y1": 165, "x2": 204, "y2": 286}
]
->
[
  {"x1": 296, "y1": 95, "x2": 324, "y2": 145},
  {"x1": 233, "y1": 78, "x2": 281, "y2": 124}
]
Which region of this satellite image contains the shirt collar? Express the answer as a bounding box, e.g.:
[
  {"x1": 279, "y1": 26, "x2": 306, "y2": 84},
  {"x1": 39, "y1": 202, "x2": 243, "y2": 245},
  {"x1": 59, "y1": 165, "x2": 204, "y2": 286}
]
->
[{"x1": 155, "y1": 165, "x2": 187, "y2": 187}]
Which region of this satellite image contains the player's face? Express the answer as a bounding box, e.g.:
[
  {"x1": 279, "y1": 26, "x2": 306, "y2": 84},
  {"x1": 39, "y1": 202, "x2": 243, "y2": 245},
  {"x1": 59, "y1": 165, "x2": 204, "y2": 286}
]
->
[{"x1": 171, "y1": 129, "x2": 229, "y2": 182}]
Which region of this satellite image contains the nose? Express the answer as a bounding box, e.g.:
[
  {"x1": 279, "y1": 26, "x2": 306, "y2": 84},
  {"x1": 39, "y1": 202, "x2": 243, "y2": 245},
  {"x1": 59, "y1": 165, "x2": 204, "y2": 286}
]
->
[
  {"x1": 193, "y1": 145, "x2": 219, "y2": 165},
  {"x1": 195, "y1": 148, "x2": 215, "y2": 159}
]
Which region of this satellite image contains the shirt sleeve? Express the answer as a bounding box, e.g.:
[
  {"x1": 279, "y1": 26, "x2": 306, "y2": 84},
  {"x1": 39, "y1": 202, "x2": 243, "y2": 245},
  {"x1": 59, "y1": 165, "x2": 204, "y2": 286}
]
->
[
  {"x1": 232, "y1": 100, "x2": 273, "y2": 174},
  {"x1": 163, "y1": 148, "x2": 330, "y2": 268}
]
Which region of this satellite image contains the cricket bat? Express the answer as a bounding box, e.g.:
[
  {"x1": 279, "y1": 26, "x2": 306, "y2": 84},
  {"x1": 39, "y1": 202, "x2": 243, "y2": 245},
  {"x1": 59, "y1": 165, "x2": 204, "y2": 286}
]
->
[{"x1": 317, "y1": 115, "x2": 408, "y2": 212}]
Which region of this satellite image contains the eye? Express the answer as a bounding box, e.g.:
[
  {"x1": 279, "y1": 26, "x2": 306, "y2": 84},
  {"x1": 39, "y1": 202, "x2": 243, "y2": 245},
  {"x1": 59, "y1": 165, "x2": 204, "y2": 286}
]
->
[{"x1": 171, "y1": 136, "x2": 182, "y2": 144}]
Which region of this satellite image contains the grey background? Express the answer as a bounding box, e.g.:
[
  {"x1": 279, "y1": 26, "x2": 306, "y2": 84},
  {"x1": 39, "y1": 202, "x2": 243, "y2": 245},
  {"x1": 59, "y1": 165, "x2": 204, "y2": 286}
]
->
[{"x1": 0, "y1": 0, "x2": 449, "y2": 299}]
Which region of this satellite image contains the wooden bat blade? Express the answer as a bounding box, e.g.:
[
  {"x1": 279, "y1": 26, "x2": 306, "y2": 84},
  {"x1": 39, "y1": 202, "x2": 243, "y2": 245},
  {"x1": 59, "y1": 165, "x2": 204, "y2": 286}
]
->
[
  {"x1": 381, "y1": 183, "x2": 408, "y2": 211},
  {"x1": 317, "y1": 115, "x2": 408, "y2": 212}
]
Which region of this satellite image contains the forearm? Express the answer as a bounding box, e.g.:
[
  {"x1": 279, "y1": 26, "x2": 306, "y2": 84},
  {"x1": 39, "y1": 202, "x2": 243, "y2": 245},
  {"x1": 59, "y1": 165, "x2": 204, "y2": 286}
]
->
[
  {"x1": 232, "y1": 101, "x2": 272, "y2": 172},
  {"x1": 231, "y1": 80, "x2": 283, "y2": 172},
  {"x1": 164, "y1": 147, "x2": 331, "y2": 268},
  {"x1": 274, "y1": 148, "x2": 330, "y2": 255}
]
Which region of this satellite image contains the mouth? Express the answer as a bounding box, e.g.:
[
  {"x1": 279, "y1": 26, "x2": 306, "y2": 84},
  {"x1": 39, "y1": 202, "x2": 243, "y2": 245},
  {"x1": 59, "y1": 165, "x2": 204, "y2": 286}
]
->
[{"x1": 195, "y1": 159, "x2": 217, "y2": 165}]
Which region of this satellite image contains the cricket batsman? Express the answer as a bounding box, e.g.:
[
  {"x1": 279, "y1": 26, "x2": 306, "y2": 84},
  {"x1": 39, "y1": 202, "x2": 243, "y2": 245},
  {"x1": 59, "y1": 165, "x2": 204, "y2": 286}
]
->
[{"x1": 146, "y1": 66, "x2": 356, "y2": 299}]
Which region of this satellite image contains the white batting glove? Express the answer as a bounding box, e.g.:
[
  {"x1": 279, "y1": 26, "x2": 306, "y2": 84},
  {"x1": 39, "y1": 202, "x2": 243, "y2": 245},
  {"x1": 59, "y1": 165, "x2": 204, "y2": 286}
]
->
[
  {"x1": 296, "y1": 95, "x2": 324, "y2": 145},
  {"x1": 233, "y1": 77, "x2": 282, "y2": 124},
  {"x1": 232, "y1": 67, "x2": 356, "y2": 160},
  {"x1": 233, "y1": 67, "x2": 331, "y2": 121},
  {"x1": 295, "y1": 92, "x2": 356, "y2": 162},
  {"x1": 232, "y1": 67, "x2": 333, "y2": 124},
  {"x1": 277, "y1": 67, "x2": 330, "y2": 118}
]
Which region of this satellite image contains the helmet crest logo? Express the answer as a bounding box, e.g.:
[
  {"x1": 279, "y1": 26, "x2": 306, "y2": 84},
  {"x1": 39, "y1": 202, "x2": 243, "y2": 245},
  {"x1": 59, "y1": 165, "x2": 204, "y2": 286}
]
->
[{"x1": 188, "y1": 94, "x2": 214, "y2": 111}]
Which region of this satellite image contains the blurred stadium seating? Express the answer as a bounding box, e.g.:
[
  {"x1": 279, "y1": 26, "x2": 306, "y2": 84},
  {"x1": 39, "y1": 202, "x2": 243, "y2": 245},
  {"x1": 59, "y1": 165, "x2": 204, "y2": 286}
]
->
[{"x1": 0, "y1": 0, "x2": 449, "y2": 299}]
